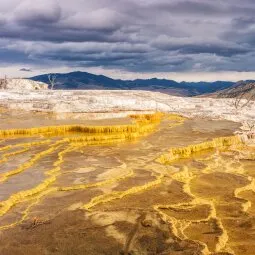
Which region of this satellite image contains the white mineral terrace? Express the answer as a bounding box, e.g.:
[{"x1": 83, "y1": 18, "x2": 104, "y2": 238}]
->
[
  {"x1": 1, "y1": 79, "x2": 48, "y2": 90},
  {"x1": 0, "y1": 90, "x2": 254, "y2": 125}
]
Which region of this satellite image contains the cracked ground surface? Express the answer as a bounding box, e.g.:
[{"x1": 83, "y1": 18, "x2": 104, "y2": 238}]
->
[{"x1": 0, "y1": 109, "x2": 254, "y2": 255}]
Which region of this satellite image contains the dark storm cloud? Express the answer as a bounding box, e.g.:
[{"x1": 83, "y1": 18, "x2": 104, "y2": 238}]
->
[
  {"x1": 154, "y1": 1, "x2": 222, "y2": 15},
  {"x1": 222, "y1": 30, "x2": 255, "y2": 47},
  {"x1": 0, "y1": 48, "x2": 33, "y2": 65},
  {"x1": 153, "y1": 40, "x2": 249, "y2": 57},
  {"x1": 1, "y1": 0, "x2": 255, "y2": 73},
  {"x1": 231, "y1": 17, "x2": 255, "y2": 29},
  {"x1": 220, "y1": 14, "x2": 255, "y2": 48},
  {"x1": 153, "y1": 0, "x2": 255, "y2": 16},
  {"x1": 0, "y1": 27, "x2": 126, "y2": 43}
]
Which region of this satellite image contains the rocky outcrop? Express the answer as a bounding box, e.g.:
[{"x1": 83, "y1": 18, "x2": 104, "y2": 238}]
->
[{"x1": 0, "y1": 79, "x2": 48, "y2": 90}]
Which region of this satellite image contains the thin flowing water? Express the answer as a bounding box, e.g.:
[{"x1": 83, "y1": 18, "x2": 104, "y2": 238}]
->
[{"x1": 0, "y1": 109, "x2": 254, "y2": 255}]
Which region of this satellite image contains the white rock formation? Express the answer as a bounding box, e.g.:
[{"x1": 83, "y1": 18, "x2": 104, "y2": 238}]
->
[
  {"x1": 0, "y1": 79, "x2": 48, "y2": 90},
  {"x1": 0, "y1": 90, "x2": 254, "y2": 125}
]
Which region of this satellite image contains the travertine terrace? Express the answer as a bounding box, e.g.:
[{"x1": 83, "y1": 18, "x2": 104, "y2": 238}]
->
[
  {"x1": 0, "y1": 90, "x2": 254, "y2": 124},
  {"x1": 0, "y1": 88, "x2": 254, "y2": 255}
]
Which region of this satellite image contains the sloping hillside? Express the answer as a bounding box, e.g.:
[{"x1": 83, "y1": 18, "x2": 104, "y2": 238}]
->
[
  {"x1": 203, "y1": 81, "x2": 255, "y2": 99},
  {"x1": 30, "y1": 71, "x2": 234, "y2": 97}
]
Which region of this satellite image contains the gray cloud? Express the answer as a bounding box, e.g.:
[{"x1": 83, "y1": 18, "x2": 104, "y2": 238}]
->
[
  {"x1": 19, "y1": 68, "x2": 32, "y2": 72},
  {"x1": 231, "y1": 17, "x2": 255, "y2": 29},
  {"x1": 0, "y1": 0, "x2": 255, "y2": 73},
  {"x1": 154, "y1": 1, "x2": 223, "y2": 15},
  {"x1": 156, "y1": 43, "x2": 249, "y2": 57},
  {"x1": 14, "y1": 1, "x2": 62, "y2": 26}
]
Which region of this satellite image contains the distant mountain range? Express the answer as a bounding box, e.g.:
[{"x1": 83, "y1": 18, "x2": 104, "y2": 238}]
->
[{"x1": 30, "y1": 71, "x2": 251, "y2": 97}]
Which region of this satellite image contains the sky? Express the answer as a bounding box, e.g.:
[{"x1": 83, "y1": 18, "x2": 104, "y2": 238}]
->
[{"x1": 1, "y1": 0, "x2": 255, "y2": 81}]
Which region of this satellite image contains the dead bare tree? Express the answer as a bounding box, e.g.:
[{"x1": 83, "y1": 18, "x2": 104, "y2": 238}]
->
[
  {"x1": 0, "y1": 80, "x2": 4, "y2": 89},
  {"x1": 246, "y1": 121, "x2": 255, "y2": 132},
  {"x1": 230, "y1": 85, "x2": 255, "y2": 113},
  {"x1": 231, "y1": 91, "x2": 255, "y2": 111},
  {"x1": 0, "y1": 75, "x2": 8, "y2": 89},
  {"x1": 231, "y1": 85, "x2": 255, "y2": 135},
  {"x1": 48, "y1": 74, "x2": 57, "y2": 90}
]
